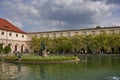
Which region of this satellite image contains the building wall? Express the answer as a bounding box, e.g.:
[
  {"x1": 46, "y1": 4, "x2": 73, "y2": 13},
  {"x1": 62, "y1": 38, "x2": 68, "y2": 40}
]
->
[
  {"x1": 29, "y1": 27, "x2": 120, "y2": 38},
  {"x1": 0, "y1": 29, "x2": 28, "y2": 54},
  {"x1": 0, "y1": 30, "x2": 27, "y2": 41}
]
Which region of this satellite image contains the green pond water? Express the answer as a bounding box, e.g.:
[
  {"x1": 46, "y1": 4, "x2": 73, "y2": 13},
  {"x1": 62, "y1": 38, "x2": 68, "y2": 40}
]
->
[{"x1": 0, "y1": 56, "x2": 120, "y2": 80}]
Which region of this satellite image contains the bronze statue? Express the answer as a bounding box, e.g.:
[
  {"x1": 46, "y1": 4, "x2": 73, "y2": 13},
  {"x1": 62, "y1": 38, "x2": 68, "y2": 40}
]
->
[
  {"x1": 40, "y1": 40, "x2": 47, "y2": 57},
  {"x1": 41, "y1": 40, "x2": 46, "y2": 51}
]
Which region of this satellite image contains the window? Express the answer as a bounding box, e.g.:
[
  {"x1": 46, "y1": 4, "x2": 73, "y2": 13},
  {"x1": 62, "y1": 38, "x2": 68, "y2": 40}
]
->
[
  {"x1": 110, "y1": 30, "x2": 114, "y2": 34},
  {"x1": 9, "y1": 33, "x2": 12, "y2": 36},
  {"x1": 16, "y1": 34, "x2": 18, "y2": 37},
  {"x1": 82, "y1": 31, "x2": 86, "y2": 35},
  {"x1": 34, "y1": 35, "x2": 37, "y2": 37},
  {"x1": 91, "y1": 31, "x2": 95, "y2": 35},
  {"x1": 67, "y1": 32, "x2": 71, "y2": 37},
  {"x1": 40, "y1": 34, "x2": 43, "y2": 37},
  {"x1": 46, "y1": 34, "x2": 49, "y2": 38},
  {"x1": 8, "y1": 44, "x2": 11, "y2": 46},
  {"x1": 22, "y1": 35, "x2": 24, "y2": 38},
  {"x1": 74, "y1": 32, "x2": 78, "y2": 35},
  {"x1": 100, "y1": 30, "x2": 105, "y2": 34},
  {"x1": 1, "y1": 32, "x2": 4, "y2": 35},
  {"x1": 60, "y1": 33, "x2": 63, "y2": 37},
  {"x1": 53, "y1": 33, "x2": 56, "y2": 37}
]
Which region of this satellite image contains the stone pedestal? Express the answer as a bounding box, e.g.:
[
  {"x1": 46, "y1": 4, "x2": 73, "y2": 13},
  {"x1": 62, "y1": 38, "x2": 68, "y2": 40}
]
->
[{"x1": 42, "y1": 50, "x2": 47, "y2": 57}]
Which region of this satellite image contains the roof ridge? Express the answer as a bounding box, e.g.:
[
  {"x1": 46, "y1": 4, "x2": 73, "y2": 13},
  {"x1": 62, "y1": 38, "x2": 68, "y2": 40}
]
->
[{"x1": 29, "y1": 26, "x2": 120, "y2": 33}]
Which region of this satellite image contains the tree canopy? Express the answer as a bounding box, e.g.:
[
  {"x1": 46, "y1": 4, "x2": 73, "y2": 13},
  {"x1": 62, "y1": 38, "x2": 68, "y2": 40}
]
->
[{"x1": 30, "y1": 32, "x2": 120, "y2": 54}]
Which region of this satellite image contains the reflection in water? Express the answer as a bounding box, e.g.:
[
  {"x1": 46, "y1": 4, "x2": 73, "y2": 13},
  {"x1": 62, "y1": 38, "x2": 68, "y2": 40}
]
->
[
  {"x1": 0, "y1": 56, "x2": 120, "y2": 80},
  {"x1": 80, "y1": 56, "x2": 88, "y2": 62},
  {"x1": 105, "y1": 76, "x2": 120, "y2": 80},
  {"x1": 0, "y1": 63, "x2": 29, "y2": 80},
  {"x1": 39, "y1": 65, "x2": 46, "y2": 80}
]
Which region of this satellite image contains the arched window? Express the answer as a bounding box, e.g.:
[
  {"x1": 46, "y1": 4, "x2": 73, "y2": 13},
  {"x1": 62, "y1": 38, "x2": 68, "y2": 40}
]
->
[
  {"x1": 15, "y1": 44, "x2": 18, "y2": 51},
  {"x1": 0, "y1": 43, "x2": 5, "y2": 53},
  {"x1": 0, "y1": 43, "x2": 5, "y2": 48},
  {"x1": 8, "y1": 43, "x2": 12, "y2": 49},
  {"x1": 21, "y1": 44, "x2": 24, "y2": 52},
  {"x1": 0, "y1": 43, "x2": 3, "y2": 49}
]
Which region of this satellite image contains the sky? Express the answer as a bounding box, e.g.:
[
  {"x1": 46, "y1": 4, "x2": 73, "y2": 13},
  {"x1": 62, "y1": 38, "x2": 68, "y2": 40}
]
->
[{"x1": 0, "y1": 0, "x2": 120, "y2": 32}]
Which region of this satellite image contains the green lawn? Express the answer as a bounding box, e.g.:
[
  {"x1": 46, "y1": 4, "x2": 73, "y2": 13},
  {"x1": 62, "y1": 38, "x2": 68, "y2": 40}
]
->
[{"x1": 4, "y1": 55, "x2": 79, "y2": 63}]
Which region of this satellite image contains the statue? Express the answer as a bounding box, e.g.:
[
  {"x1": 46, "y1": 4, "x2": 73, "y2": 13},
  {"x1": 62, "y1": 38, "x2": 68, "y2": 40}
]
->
[
  {"x1": 40, "y1": 40, "x2": 47, "y2": 57},
  {"x1": 41, "y1": 40, "x2": 46, "y2": 51}
]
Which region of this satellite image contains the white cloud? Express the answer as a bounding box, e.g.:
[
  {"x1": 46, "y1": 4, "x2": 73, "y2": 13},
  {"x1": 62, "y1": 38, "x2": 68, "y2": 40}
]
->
[
  {"x1": 8, "y1": 20, "x2": 23, "y2": 28},
  {"x1": 13, "y1": 21, "x2": 23, "y2": 28},
  {"x1": 0, "y1": 0, "x2": 120, "y2": 32}
]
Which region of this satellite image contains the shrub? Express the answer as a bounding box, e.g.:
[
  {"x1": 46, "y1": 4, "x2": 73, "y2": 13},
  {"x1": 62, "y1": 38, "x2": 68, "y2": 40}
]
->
[
  {"x1": 0, "y1": 45, "x2": 3, "y2": 54},
  {"x1": 4, "y1": 46, "x2": 11, "y2": 54}
]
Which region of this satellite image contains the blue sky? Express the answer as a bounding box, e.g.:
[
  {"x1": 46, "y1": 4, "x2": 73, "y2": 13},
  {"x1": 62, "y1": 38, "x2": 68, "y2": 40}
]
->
[{"x1": 0, "y1": 0, "x2": 120, "y2": 32}]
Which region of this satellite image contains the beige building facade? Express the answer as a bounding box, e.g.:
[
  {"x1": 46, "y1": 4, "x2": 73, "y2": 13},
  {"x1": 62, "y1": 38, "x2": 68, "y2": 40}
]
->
[
  {"x1": 29, "y1": 27, "x2": 120, "y2": 38},
  {"x1": 0, "y1": 29, "x2": 28, "y2": 52}
]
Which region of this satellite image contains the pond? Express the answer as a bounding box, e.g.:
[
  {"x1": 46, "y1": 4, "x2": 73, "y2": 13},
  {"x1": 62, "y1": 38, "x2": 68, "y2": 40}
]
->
[{"x1": 0, "y1": 55, "x2": 120, "y2": 80}]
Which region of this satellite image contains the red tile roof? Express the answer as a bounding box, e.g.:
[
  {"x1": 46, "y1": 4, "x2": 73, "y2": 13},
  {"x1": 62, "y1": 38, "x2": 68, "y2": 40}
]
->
[{"x1": 0, "y1": 18, "x2": 26, "y2": 34}]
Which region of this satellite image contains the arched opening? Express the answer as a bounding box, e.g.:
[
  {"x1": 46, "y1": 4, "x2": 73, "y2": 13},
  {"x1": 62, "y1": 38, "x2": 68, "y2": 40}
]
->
[
  {"x1": 0, "y1": 43, "x2": 3, "y2": 48},
  {"x1": 0, "y1": 43, "x2": 5, "y2": 53},
  {"x1": 15, "y1": 45, "x2": 17, "y2": 51},
  {"x1": 1, "y1": 43, "x2": 5, "y2": 48},
  {"x1": 21, "y1": 44, "x2": 24, "y2": 52},
  {"x1": 15, "y1": 44, "x2": 18, "y2": 51},
  {"x1": 8, "y1": 43, "x2": 12, "y2": 52},
  {"x1": 8, "y1": 43, "x2": 12, "y2": 47}
]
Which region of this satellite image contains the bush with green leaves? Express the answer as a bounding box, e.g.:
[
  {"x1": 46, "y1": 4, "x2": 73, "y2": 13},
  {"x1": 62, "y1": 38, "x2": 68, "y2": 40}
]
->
[
  {"x1": 4, "y1": 46, "x2": 11, "y2": 54},
  {"x1": 0, "y1": 45, "x2": 3, "y2": 54}
]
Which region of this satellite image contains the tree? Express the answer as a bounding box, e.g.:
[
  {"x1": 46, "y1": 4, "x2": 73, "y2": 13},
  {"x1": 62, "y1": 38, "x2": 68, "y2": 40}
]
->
[
  {"x1": 4, "y1": 46, "x2": 11, "y2": 54},
  {"x1": 30, "y1": 36, "x2": 41, "y2": 54},
  {"x1": 96, "y1": 26, "x2": 101, "y2": 29},
  {"x1": 30, "y1": 32, "x2": 120, "y2": 54},
  {"x1": 0, "y1": 44, "x2": 3, "y2": 54}
]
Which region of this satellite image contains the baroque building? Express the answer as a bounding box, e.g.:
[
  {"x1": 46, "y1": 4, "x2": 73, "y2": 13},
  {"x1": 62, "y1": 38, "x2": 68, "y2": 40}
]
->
[
  {"x1": 0, "y1": 18, "x2": 120, "y2": 54},
  {"x1": 0, "y1": 18, "x2": 29, "y2": 53}
]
